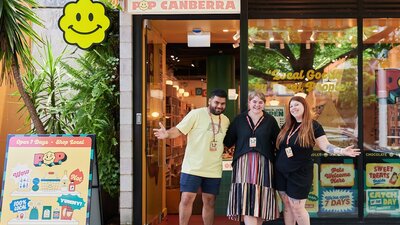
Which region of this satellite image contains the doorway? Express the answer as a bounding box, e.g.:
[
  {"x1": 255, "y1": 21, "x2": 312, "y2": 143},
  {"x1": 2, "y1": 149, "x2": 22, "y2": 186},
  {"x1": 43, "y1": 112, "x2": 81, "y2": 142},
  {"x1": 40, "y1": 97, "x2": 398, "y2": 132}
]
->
[{"x1": 143, "y1": 19, "x2": 240, "y2": 224}]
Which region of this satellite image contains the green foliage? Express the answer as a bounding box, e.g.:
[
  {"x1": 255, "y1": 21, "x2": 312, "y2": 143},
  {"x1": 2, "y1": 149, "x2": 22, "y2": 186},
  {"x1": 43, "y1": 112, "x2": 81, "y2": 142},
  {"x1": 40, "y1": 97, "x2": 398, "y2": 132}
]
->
[
  {"x1": 0, "y1": 0, "x2": 46, "y2": 133},
  {"x1": 20, "y1": 44, "x2": 120, "y2": 196},
  {"x1": 62, "y1": 51, "x2": 120, "y2": 196},
  {"x1": 63, "y1": 4, "x2": 121, "y2": 196},
  {"x1": 0, "y1": 0, "x2": 43, "y2": 84},
  {"x1": 248, "y1": 44, "x2": 291, "y2": 73},
  {"x1": 16, "y1": 1, "x2": 121, "y2": 195},
  {"x1": 19, "y1": 40, "x2": 73, "y2": 134}
]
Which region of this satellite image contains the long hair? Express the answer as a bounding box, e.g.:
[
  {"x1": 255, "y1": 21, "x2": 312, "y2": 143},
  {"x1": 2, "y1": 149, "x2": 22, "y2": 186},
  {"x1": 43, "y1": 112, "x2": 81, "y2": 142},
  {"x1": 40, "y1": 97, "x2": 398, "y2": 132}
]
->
[{"x1": 276, "y1": 96, "x2": 315, "y2": 148}]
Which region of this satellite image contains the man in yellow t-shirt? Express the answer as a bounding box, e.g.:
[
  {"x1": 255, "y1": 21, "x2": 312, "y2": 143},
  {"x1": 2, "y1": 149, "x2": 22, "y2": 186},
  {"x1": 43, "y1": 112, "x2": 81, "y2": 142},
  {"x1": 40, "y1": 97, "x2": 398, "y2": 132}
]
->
[{"x1": 154, "y1": 89, "x2": 230, "y2": 225}]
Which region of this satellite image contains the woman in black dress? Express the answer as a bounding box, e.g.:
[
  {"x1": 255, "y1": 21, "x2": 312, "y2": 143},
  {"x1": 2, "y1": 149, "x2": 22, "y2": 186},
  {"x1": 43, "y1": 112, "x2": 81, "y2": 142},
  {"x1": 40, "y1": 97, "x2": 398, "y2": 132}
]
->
[
  {"x1": 275, "y1": 96, "x2": 360, "y2": 225},
  {"x1": 224, "y1": 91, "x2": 280, "y2": 225}
]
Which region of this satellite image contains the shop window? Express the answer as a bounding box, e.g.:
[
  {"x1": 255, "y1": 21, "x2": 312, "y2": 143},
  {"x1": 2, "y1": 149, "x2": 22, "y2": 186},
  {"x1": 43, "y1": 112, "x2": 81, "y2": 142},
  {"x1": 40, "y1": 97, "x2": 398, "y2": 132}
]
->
[
  {"x1": 363, "y1": 18, "x2": 400, "y2": 218},
  {"x1": 248, "y1": 18, "x2": 359, "y2": 218}
]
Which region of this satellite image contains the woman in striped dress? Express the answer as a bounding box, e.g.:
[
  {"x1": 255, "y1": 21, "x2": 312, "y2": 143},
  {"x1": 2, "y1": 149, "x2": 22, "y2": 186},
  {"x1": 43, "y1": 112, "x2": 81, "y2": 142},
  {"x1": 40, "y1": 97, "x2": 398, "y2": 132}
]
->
[{"x1": 224, "y1": 91, "x2": 280, "y2": 225}]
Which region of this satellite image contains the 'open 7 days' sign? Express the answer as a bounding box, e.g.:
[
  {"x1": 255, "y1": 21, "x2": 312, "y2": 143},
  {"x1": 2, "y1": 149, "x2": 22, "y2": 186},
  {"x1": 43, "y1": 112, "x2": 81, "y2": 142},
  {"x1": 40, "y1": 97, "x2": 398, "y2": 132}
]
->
[{"x1": 0, "y1": 135, "x2": 95, "y2": 225}]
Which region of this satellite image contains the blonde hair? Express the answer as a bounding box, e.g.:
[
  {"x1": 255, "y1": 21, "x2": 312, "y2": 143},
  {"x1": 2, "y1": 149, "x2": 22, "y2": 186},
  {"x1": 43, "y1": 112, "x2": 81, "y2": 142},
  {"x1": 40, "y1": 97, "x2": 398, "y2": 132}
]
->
[
  {"x1": 276, "y1": 96, "x2": 315, "y2": 148},
  {"x1": 248, "y1": 91, "x2": 266, "y2": 103}
]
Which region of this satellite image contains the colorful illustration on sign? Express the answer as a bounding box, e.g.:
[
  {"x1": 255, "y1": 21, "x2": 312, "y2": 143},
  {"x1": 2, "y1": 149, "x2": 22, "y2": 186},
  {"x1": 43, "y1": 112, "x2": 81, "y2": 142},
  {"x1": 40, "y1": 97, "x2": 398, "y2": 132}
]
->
[
  {"x1": 320, "y1": 163, "x2": 355, "y2": 187},
  {"x1": 132, "y1": 0, "x2": 156, "y2": 10},
  {"x1": 366, "y1": 189, "x2": 400, "y2": 214},
  {"x1": 366, "y1": 163, "x2": 400, "y2": 187},
  {"x1": 34, "y1": 151, "x2": 68, "y2": 167},
  {"x1": 306, "y1": 164, "x2": 319, "y2": 213},
  {"x1": 320, "y1": 189, "x2": 355, "y2": 213},
  {"x1": 125, "y1": 0, "x2": 240, "y2": 14},
  {"x1": 58, "y1": 0, "x2": 110, "y2": 49},
  {"x1": 0, "y1": 135, "x2": 94, "y2": 225}
]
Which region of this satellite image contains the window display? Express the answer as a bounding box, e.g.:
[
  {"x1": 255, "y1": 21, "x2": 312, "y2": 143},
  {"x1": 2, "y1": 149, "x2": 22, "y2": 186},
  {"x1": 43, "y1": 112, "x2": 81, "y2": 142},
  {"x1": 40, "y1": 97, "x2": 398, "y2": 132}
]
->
[
  {"x1": 248, "y1": 18, "x2": 359, "y2": 218},
  {"x1": 363, "y1": 18, "x2": 400, "y2": 218}
]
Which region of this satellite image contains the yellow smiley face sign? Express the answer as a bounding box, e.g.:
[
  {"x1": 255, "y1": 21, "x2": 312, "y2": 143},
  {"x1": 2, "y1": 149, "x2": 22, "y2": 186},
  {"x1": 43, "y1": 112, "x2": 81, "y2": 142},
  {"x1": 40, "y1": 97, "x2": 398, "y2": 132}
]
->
[{"x1": 58, "y1": 0, "x2": 110, "y2": 49}]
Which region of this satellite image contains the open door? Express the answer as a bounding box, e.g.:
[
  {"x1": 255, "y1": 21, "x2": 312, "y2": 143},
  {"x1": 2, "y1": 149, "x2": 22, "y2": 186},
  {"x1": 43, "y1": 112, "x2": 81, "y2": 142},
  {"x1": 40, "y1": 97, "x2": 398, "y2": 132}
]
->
[{"x1": 144, "y1": 21, "x2": 166, "y2": 224}]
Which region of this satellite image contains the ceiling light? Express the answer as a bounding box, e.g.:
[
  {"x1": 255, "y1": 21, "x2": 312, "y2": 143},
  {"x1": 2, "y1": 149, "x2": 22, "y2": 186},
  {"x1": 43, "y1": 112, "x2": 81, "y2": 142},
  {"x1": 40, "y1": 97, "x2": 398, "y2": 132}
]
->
[
  {"x1": 151, "y1": 112, "x2": 160, "y2": 118},
  {"x1": 188, "y1": 29, "x2": 210, "y2": 47},
  {"x1": 269, "y1": 99, "x2": 280, "y2": 106},
  {"x1": 183, "y1": 92, "x2": 189, "y2": 97},
  {"x1": 294, "y1": 93, "x2": 307, "y2": 98},
  {"x1": 297, "y1": 29, "x2": 304, "y2": 32},
  {"x1": 223, "y1": 29, "x2": 229, "y2": 32},
  {"x1": 166, "y1": 80, "x2": 173, "y2": 85}
]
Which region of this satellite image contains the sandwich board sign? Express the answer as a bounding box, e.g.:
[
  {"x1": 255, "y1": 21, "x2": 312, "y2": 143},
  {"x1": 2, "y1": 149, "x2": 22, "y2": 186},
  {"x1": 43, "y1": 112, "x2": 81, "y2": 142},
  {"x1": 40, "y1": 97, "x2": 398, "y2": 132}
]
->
[{"x1": 0, "y1": 134, "x2": 101, "y2": 225}]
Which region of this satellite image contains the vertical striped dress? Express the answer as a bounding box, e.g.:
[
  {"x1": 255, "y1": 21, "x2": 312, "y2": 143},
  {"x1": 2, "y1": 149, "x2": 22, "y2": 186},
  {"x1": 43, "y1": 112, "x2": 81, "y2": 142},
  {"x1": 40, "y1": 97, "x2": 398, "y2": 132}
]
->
[{"x1": 227, "y1": 151, "x2": 279, "y2": 221}]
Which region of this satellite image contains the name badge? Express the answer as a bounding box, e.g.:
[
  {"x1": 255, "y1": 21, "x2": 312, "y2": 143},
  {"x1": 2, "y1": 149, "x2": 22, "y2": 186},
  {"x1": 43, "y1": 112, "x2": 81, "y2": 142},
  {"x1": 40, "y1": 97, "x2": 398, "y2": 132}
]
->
[
  {"x1": 285, "y1": 147, "x2": 293, "y2": 158},
  {"x1": 210, "y1": 141, "x2": 217, "y2": 152},
  {"x1": 249, "y1": 137, "x2": 257, "y2": 147}
]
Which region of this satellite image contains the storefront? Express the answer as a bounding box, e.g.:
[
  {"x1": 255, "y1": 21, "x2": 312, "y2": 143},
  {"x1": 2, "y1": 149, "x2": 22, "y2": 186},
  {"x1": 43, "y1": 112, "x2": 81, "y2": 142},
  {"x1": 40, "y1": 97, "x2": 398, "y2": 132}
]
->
[{"x1": 120, "y1": 1, "x2": 400, "y2": 224}]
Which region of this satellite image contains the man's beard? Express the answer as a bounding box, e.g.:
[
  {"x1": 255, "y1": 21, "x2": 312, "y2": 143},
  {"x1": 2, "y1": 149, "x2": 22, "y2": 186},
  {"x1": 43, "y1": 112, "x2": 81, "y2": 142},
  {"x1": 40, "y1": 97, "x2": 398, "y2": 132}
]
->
[{"x1": 209, "y1": 106, "x2": 224, "y2": 115}]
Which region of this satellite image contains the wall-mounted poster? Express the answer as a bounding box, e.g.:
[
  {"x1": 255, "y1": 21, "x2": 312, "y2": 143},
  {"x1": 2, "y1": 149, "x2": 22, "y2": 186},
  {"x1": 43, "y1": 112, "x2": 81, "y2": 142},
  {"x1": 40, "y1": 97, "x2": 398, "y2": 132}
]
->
[
  {"x1": 366, "y1": 189, "x2": 400, "y2": 214},
  {"x1": 320, "y1": 189, "x2": 356, "y2": 213},
  {"x1": 265, "y1": 106, "x2": 285, "y2": 127},
  {"x1": 320, "y1": 163, "x2": 355, "y2": 187},
  {"x1": 366, "y1": 163, "x2": 400, "y2": 187},
  {"x1": 0, "y1": 135, "x2": 95, "y2": 225}
]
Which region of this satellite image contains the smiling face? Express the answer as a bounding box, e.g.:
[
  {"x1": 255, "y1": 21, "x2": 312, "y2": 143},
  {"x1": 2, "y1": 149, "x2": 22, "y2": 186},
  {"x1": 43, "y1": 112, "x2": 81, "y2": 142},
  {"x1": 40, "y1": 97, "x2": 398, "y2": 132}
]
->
[
  {"x1": 208, "y1": 96, "x2": 226, "y2": 115},
  {"x1": 138, "y1": 0, "x2": 149, "y2": 10},
  {"x1": 43, "y1": 152, "x2": 55, "y2": 164},
  {"x1": 289, "y1": 100, "x2": 305, "y2": 122},
  {"x1": 58, "y1": 0, "x2": 110, "y2": 49},
  {"x1": 248, "y1": 96, "x2": 265, "y2": 115}
]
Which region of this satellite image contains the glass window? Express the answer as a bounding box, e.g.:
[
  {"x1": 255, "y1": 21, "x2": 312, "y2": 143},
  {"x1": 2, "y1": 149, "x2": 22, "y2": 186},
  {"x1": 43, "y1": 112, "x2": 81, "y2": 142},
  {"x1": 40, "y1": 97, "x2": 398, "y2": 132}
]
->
[
  {"x1": 248, "y1": 19, "x2": 359, "y2": 218},
  {"x1": 363, "y1": 18, "x2": 400, "y2": 218}
]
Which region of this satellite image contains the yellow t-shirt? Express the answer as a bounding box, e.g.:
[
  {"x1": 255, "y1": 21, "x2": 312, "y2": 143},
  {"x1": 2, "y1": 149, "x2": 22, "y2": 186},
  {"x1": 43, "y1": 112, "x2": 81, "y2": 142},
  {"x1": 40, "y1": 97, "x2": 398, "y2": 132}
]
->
[{"x1": 176, "y1": 107, "x2": 230, "y2": 178}]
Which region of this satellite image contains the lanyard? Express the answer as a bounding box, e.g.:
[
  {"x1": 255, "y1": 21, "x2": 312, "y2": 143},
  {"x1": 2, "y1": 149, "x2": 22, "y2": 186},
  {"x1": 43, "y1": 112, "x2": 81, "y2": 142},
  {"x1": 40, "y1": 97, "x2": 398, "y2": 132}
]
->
[
  {"x1": 246, "y1": 115, "x2": 264, "y2": 135},
  {"x1": 209, "y1": 112, "x2": 221, "y2": 141},
  {"x1": 286, "y1": 123, "x2": 302, "y2": 145}
]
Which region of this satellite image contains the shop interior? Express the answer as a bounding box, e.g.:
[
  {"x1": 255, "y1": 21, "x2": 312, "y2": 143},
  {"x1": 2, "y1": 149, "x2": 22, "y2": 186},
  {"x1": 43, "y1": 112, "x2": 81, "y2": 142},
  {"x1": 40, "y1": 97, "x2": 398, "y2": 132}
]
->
[
  {"x1": 144, "y1": 19, "x2": 240, "y2": 224},
  {"x1": 144, "y1": 18, "x2": 400, "y2": 224}
]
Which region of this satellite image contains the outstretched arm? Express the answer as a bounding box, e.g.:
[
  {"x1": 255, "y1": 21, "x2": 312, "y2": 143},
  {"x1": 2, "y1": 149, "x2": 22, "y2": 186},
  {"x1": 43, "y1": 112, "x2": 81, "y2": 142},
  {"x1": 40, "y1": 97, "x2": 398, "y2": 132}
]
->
[
  {"x1": 153, "y1": 122, "x2": 183, "y2": 139},
  {"x1": 315, "y1": 135, "x2": 361, "y2": 157}
]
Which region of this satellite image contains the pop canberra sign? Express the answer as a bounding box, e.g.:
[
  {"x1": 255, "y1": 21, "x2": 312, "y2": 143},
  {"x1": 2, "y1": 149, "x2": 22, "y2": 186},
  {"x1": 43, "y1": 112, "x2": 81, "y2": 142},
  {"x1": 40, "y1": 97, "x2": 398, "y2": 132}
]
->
[{"x1": 124, "y1": 0, "x2": 240, "y2": 14}]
